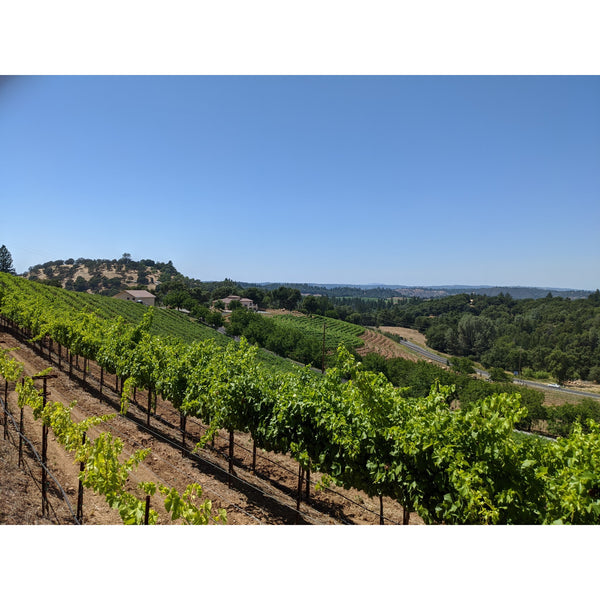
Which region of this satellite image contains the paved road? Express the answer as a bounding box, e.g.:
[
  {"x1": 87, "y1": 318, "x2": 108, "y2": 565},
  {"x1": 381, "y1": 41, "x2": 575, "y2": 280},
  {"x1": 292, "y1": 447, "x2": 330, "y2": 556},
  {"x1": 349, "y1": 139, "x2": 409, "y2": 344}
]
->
[
  {"x1": 398, "y1": 339, "x2": 449, "y2": 365},
  {"x1": 396, "y1": 339, "x2": 600, "y2": 400},
  {"x1": 512, "y1": 379, "x2": 600, "y2": 399}
]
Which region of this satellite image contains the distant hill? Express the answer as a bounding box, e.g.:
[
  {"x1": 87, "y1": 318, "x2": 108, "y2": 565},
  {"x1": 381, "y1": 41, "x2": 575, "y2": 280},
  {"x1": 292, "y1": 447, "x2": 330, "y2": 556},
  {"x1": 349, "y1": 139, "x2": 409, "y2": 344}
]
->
[
  {"x1": 429, "y1": 286, "x2": 593, "y2": 300},
  {"x1": 22, "y1": 256, "x2": 185, "y2": 296},
  {"x1": 243, "y1": 282, "x2": 594, "y2": 300}
]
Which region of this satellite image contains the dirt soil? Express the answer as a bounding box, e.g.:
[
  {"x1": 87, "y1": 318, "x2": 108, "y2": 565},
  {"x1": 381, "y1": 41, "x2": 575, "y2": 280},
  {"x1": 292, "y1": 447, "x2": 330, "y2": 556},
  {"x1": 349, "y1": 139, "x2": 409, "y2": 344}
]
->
[
  {"x1": 356, "y1": 329, "x2": 417, "y2": 361},
  {"x1": 0, "y1": 327, "x2": 422, "y2": 526},
  {"x1": 562, "y1": 379, "x2": 600, "y2": 395}
]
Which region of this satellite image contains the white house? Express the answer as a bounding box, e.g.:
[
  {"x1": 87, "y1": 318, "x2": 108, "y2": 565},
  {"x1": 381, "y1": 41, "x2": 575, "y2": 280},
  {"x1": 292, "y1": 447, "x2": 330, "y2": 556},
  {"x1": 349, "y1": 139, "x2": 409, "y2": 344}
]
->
[
  {"x1": 114, "y1": 289, "x2": 156, "y2": 306},
  {"x1": 218, "y1": 295, "x2": 258, "y2": 311}
]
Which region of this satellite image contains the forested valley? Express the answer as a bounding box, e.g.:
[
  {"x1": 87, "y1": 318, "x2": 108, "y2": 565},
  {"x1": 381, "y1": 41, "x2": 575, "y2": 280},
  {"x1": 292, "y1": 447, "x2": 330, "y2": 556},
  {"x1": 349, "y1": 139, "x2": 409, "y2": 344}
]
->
[
  {"x1": 168, "y1": 278, "x2": 600, "y2": 387},
  {"x1": 353, "y1": 291, "x2": 600, "y2": 384}
]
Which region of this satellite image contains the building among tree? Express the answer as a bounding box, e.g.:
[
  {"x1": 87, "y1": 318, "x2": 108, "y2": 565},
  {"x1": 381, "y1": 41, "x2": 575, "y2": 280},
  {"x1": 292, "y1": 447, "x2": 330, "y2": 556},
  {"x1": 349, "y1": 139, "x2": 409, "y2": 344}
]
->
[
  {"x1": 217, "y1": 295, "x2": 258, "y2": 311},
  {"x1": 113, "y1": 289, "x2": 156, "y2": 306}
]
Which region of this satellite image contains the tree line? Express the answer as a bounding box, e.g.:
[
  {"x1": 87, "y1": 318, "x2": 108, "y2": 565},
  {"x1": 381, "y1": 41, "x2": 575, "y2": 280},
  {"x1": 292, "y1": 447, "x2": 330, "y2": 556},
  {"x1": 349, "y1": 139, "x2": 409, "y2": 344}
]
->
[
  {"x1": 358, "y1": 351, "x2": 600, "y2": 437},
  {"x1": 292, "y1": 290, "x2": 600, "y2": 384},
  {"x1": 398, "y1": 292, "x2": 600, "y2": 384}
]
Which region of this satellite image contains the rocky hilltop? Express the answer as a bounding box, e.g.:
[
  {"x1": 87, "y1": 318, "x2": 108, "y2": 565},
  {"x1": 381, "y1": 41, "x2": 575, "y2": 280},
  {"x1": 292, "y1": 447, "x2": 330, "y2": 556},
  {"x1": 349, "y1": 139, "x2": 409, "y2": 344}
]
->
[{"x1": 23, "y1": 256, "x2": 182, "y2": 296}]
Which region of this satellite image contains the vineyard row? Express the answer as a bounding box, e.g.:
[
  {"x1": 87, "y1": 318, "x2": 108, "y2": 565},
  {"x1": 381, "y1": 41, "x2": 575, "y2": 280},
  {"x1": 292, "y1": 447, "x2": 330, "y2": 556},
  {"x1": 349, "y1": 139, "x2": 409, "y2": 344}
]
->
[{"x1": 0, "y1": 347, "x2": 226, "y2": 525}]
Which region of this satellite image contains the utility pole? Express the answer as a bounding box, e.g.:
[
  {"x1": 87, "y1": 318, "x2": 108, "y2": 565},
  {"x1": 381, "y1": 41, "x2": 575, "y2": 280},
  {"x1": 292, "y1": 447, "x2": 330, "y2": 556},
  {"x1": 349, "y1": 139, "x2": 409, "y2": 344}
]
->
[{"x1": 321, "y1": 321, "x2": 326, "y2": 373}]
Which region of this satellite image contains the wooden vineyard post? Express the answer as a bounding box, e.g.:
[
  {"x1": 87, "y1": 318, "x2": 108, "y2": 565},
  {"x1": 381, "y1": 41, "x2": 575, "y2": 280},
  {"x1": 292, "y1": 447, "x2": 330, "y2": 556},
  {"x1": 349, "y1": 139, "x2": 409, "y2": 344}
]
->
[
  {"x1": 379, "y1": 495, "x2": 384, "y2": 525},
  {"x1": 403, "y1": 506, "x2": 410, "y2": 525},
  {"x1": 57, "y1": 343, "x2": 61, "y2": 369},
  {"x1": 252, "y1": 440, "x2": 257, "y2": 474},
  {"x1": 18, "y1": 409, "x2": 23, "y2": 468},
  {"x1": 83, "y1": 358, "x2": 87, "y2": 383},
  {"x1": 180, "y1": 413, "x2": 187, "y2": 457},
  {"x1": 228, "y1": 430, "x2": 234, "y2": 487},
  {"x1": 41, "y1": 377, "x2": 49, "y2": 516},
  {"x1": 18, "y1": 407, "x2": 24, "y2": 467},
  {"x1": 41, "y1": 377, "x2": 48, "y2": 516},
  {"x1": 147, "y1": 389, "x2": 152, "y2": 427},
  {"x1": 69, "y1": 351, "x2": 73, "y2": 378},
  {"x1": 144, "y1": 495, "x2": 151, "y2": 525},
  {"x1": 77, "y1": 432, "x2": 86, "y2": 523},
  {"x1": 321, "y1": 321, "x2": 326, "y2": 373},
  {"x1": 2, "y1": 379, "x2": 8, "y2": 440},
  {"x1": 305, "y1": 462, "x2": 311, "y2": 501},
  {"x1": 33, "y1": 373, "x2": 58, "y2": 517},
  {"x1": 295, "y1": 464, "x2": 304, "y2": 523}
]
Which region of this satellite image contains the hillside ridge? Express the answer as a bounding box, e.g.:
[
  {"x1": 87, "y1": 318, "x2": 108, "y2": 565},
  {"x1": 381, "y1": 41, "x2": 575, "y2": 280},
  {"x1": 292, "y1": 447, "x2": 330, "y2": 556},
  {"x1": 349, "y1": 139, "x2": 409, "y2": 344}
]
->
[{"x1": 23, "y1": 256, "x2": 186, "y2": 296}]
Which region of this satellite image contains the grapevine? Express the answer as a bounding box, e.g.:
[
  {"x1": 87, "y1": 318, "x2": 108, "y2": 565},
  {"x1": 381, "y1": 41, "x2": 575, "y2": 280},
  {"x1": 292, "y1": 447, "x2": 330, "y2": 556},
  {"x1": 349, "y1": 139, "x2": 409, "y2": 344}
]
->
[
  {"x1": 3, "y1": 352, "x2": 226, "y2": 525},
  {"x1": 2, "y1": 272, "x2": 600, "y2": 524}
]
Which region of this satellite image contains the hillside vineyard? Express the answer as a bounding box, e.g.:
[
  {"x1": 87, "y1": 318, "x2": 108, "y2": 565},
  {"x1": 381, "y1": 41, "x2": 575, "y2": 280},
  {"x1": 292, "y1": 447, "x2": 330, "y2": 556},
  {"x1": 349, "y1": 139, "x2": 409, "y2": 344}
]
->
[{"x1": 1, "y1": 273, "x2": 599, "y2": 524}]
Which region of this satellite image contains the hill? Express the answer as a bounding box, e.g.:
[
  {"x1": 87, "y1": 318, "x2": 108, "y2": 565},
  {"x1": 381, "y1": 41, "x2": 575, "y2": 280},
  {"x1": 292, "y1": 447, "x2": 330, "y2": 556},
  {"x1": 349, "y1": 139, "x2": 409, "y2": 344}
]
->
[
  {"x1": 428, "y1": 285, "x2": 593, "y2": 300},
  {"x1": 241, "y1": 282, "x2": 592, "y2": 300},
  {"x1": 23, "y1": 256, "x2": 190, "y2": 296}
]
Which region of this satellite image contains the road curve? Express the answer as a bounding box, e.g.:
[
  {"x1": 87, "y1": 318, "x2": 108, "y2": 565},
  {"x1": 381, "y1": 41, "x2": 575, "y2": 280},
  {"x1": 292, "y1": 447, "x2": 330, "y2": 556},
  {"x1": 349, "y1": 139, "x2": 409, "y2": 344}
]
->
[
  {"x1": 512, "y1": 379, "x2": 600, "y2": 399},
  {"x1": 396, "y1": 339, "x2": 600, "y2": 400},
  {"x1": 397, "y1": 339, "x2": 449, "y2": 365}
]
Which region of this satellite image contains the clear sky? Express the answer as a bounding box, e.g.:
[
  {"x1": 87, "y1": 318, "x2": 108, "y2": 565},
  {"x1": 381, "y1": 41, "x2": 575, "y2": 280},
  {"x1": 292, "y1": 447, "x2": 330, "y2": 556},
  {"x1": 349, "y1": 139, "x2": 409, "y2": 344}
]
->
[{"x1": 1, "y1": 75, "x2": 599, "y2": 289}]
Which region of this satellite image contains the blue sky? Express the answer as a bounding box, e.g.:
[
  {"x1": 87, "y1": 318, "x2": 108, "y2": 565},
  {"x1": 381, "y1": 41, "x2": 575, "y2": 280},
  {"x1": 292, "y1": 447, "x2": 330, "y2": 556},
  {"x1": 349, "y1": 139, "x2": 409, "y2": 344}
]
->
[{"x1": 1, "y1": 75, "x2": 599, "y2": 289}]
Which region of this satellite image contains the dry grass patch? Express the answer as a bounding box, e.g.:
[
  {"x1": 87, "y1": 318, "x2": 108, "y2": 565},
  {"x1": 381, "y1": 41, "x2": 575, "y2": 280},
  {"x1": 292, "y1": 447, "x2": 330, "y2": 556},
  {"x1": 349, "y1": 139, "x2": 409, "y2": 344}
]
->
[{"x1": 378, "y1": 326, "x2": 429, "y2": 347}]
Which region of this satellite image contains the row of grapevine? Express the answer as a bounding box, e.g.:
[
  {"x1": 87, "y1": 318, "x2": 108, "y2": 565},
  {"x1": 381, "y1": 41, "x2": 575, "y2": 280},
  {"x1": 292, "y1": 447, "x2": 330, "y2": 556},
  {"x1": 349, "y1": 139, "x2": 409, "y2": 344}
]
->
[
  {"x1": 2, "y1": 272, "x2": 600, "y2": 523},
  {"x1": 1, "y1": 275, "x2": 223, "y2": 343},
  {"x1": 5, "y1": 275, "x2": 299, "y2": 374},
  {"x1": 0, "y1": 346, "x2": 226, "y2": 525},
  {"x1": 271, "y1": 313, "x2": 365, "y2": 352}
]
